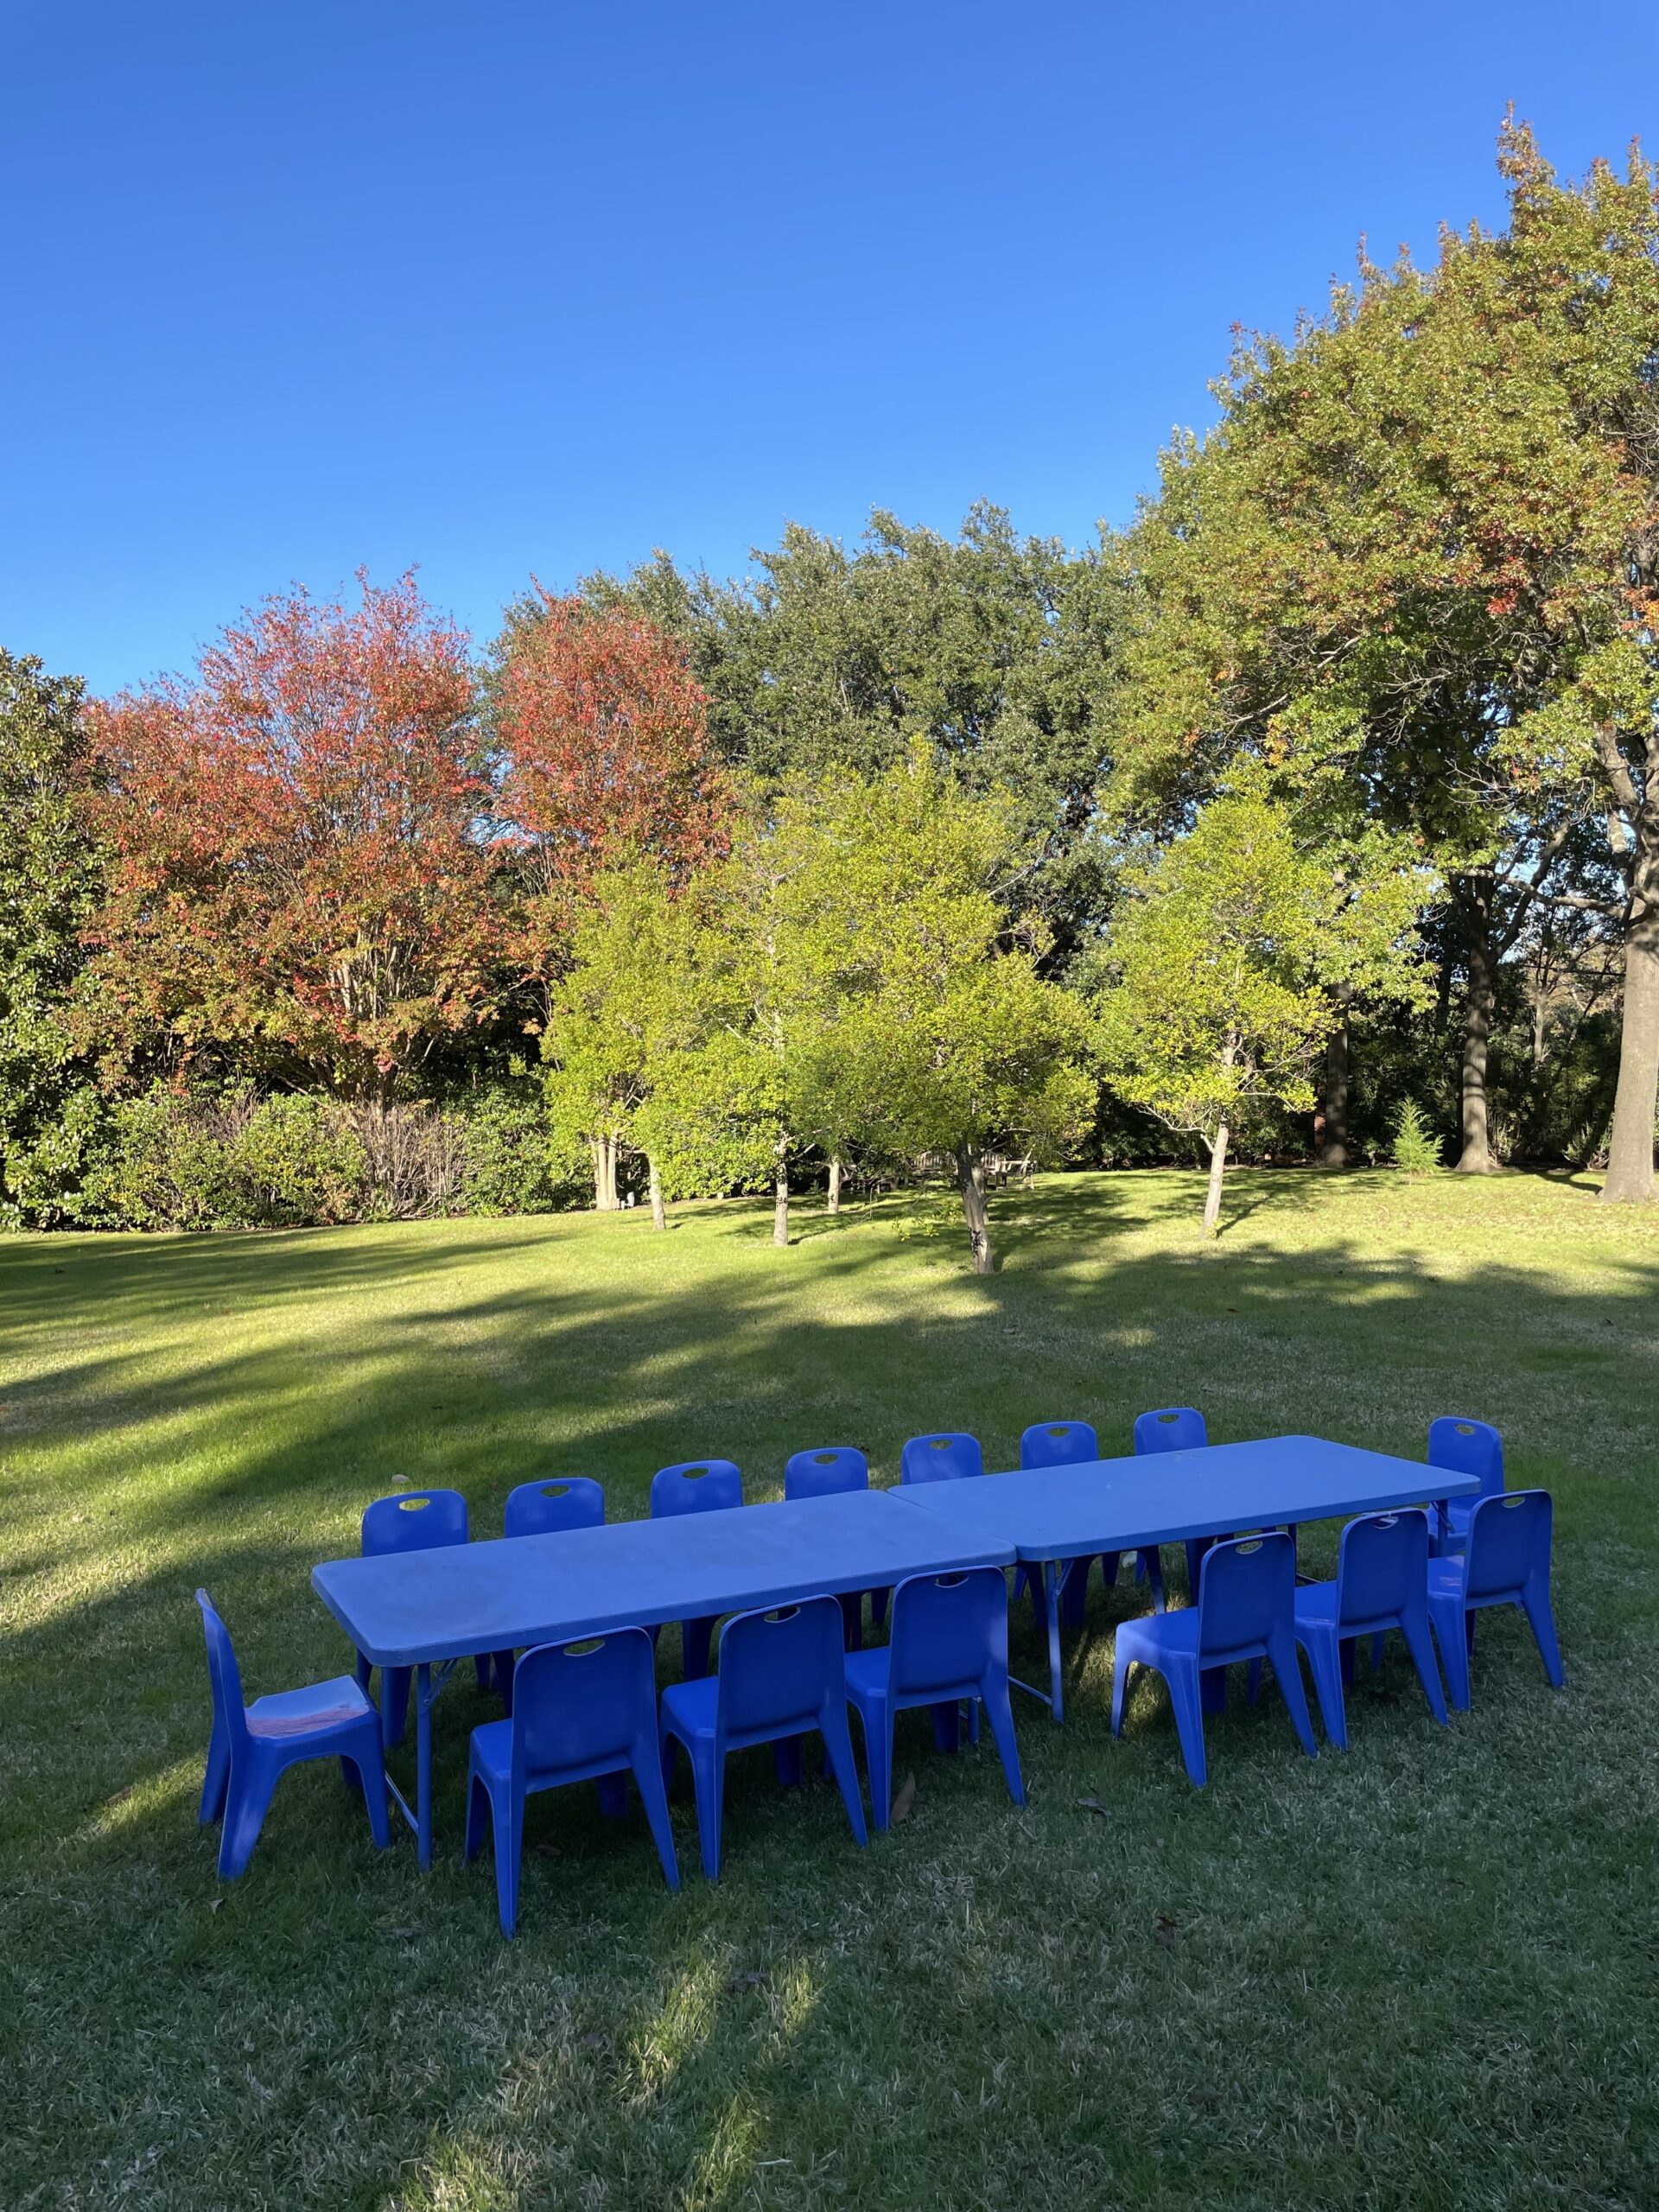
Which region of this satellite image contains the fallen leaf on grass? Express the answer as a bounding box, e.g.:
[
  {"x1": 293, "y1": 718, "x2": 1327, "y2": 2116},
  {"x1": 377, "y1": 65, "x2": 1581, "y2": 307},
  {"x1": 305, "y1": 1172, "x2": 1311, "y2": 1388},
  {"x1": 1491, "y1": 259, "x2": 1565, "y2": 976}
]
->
[
  {"x1": 1187, "y1": 2086, "x2": 1223, "y2": 2109},
  {"x1": 1075, "y1": 1796, "x2": 1109, "y2": 1819},
  {"x1": 1154, "y1": 1915, "x2": 1178, "y2": 1950},
  {"x1": 891, "y1": 1772, "x2": 917, "y2": 1825},
  {"x1": 725, "y1": 1970, "x2": 766, "y2": 1992},
  {"x1": 579, "y1": 2031, "x2": 612, "y2": 2053},
  {"x1": 103, "y1": 1785, "x2": 136, "y2": 1810},
  {"x1": 391, "y1": 1927, "x2": 418, "y2": 1941},
  {"x1": 208, "y1": 1897, "x2": 224, "y2": 1914}
]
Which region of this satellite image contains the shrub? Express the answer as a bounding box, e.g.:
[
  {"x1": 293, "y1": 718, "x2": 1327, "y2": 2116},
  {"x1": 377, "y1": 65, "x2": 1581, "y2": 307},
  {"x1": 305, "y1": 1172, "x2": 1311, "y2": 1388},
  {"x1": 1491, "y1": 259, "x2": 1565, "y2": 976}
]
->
[
  {"x1": 448, "y1": 1089, "x2": 568, "y2": 1216},
  {"x1": 238, "y1": 1096, "x2": 369, "y2": 1225},
  {"x1": 1392, "y1": 1098, "x2": 1443, "y2": 1174}
]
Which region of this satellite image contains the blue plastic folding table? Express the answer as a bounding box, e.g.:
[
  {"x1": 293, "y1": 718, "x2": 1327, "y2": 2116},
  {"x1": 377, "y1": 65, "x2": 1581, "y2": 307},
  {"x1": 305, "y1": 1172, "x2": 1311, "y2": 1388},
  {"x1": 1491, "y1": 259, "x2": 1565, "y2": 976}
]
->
[
  {"x1": 893, "y1": 1436, "x2": 1483, "y2": 1722},
  {"x1": 311, "y1": 1488, "x2": 1015, "y2": 1865}
]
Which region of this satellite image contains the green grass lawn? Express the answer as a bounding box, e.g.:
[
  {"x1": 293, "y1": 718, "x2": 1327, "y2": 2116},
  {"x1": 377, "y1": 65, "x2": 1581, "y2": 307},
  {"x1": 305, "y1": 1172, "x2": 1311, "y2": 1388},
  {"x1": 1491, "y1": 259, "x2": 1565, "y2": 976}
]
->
[{"x1": 3, "y1": 1168, "x2": 1657, "y2": 2211}]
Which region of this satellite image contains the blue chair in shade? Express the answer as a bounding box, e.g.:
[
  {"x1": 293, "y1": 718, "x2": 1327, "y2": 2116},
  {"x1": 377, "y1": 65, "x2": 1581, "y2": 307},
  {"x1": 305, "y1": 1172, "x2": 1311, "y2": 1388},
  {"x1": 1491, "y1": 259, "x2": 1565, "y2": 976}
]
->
[
  {"x1": 1111, "y1": 1533, "x2": 1316, "y2": 1788},
  {"x1": 658, "y1": 1596, "x2": 868, "y2": 1880},
  {"x1": 356, "y1": 1488, "x2": 489, "y2": 1747},
  {"x1": 1133, "y1": 1406, "x2": 1217, "y2": 1593},
  {"x1": 1427, "y1": 1416, "x2": 1505, "y2": 1554},
  {"x1": 1020, "y1": 1420, "x2": 1165, "y2": 1627},
  {"x1": 844, "y1": 1567, "x2": 1025, "y2": 1830},
  {"x1": 464, "y1": 1630, "x2": 678, "y2": 1936},
  {"x1": 784, "y1": 1447, "x2": 887, "y2": 1643},
  {"x1": 1427, "y1": 1489, "x2": 1563, "y2": 1712},
  {"x1": 490, "y1": 1478, "x2": 608, "y2": 1711},
  {"x1": 1292, "y1": 1510, "x2": 1447, "y2": 1749},
  {"x1": 650, "y1": 1459, "x2": 744, "y2": 1680},
  {"x1": 197, "y1": 1590, "x2": 391, "y2": 1880},
  {"x1": 899, "y1": 1432, "x2": 983, "y2": 1485}
]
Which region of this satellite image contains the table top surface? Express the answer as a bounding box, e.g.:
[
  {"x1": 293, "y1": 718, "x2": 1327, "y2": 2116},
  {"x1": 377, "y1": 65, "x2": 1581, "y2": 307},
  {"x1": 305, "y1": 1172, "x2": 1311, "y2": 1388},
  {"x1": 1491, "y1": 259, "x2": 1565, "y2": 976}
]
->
[
  {"x1": 893, "y1": 1434, "x2": 1480, "y2": 1559},
  {"x1": 312, "y1": 1487, "x2": 1017, "y2": 1668}
]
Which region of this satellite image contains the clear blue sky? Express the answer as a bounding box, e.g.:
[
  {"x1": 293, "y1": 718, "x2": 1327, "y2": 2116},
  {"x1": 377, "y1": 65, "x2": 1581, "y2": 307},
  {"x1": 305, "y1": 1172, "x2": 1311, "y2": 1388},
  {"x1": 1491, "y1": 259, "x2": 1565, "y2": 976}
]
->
[{"x1": 3, "y1": 1, "x2": 1655, "y2": 696}]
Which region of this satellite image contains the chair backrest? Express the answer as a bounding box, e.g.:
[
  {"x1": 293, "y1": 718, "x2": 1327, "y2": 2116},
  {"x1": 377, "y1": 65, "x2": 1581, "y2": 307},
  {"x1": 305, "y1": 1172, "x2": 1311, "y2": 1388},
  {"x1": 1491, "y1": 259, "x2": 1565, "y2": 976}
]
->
[
  {"x1": 1195, "y1": 1532, "x2": 1295, "y2": 1662},
  {"x1": 1020, "y1": 1420, "x2": 1098, "y2": 1470},
  {"x1": 195, "y1": 1590, "x2": 249, "y2": 1751},
  {"x1": 504, "y1": 1477, "x2": 606, "y2": 1539},
  {"x1": 899, "y1": 1432, "x2": 983, "y2": 1485},
  {"x1": 1334, "y1": 1510, "x2": 1430, "y2": 1630},
  {"x1": 650, "y1": 1459, "x2": 743, "y2": 1517},
  {"x1": 1134, "y1": 1407, "x2": 1209, "y2": 1456},
  {"x1": 1463, "y1": 1489, "x2": 1552, "y2": 1602},
  {"x1": 512, "y1": 1630, "x2": 656, "y2": 1775},
  {"x1": 361, "y1": 1488, "x2": 469, "y2": 1556},
  {"x1": 1428, "y1": 1415, "x2": 1505, "y2": 1501},
  {"x1": 715, "y1": 1597, "x2": 845, "y2": 1734},
  {"x1": 784, "y1": 1446, "x2": 869, "y2": 1500},
  {"x1": 887, "y1": 1567, "x2": 1008, "y2": 1696}
]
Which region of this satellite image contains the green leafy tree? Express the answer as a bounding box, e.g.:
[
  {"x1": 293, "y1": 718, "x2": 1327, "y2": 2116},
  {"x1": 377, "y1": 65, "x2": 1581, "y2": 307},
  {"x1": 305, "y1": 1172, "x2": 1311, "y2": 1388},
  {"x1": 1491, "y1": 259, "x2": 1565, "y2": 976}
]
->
[
  {"x1": 779, "y1": 754, "x2": 1094, "y2": 1271},
  {"x1": 1093, "y1": 781, "x2": 1430, "y2": 1233},
  {"x1": 0, "y1": 650, "x2": 101, "y2": 1223}
]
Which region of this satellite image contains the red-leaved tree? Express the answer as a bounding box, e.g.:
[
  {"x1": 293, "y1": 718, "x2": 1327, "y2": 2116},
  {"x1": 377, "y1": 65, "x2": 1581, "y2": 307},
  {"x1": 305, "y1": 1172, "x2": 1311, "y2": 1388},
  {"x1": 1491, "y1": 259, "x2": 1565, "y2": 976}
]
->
[
  {"x1": 493, "y1": 592, "x2": 733, "y2": 1002},
  {"x1": 84, "y1": 573, "x2": 505, "y2": 1094}
]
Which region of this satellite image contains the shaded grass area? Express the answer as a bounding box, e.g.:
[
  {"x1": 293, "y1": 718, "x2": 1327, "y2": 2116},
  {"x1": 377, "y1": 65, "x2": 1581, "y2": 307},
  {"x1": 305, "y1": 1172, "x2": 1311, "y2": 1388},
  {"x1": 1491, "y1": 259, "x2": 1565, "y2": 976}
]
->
[{"x1": 2, "y1": 1167, "x2": 1657, "y2": 2210}]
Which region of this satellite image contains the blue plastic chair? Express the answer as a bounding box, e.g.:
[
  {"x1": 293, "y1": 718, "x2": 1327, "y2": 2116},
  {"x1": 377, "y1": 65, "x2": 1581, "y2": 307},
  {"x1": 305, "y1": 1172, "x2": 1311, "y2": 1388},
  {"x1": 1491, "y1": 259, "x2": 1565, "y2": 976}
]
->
[
  {"x1": 355, "y1": 1488, "x2": 491, "y2": 1746},
  {"x1": 1427, "y1": 1489, "x2": 1563, "y2": 1712},
  {"x1": 197, "y1": 1591, "x2": 390, "y2": 1880},
  {"x1": 659, "y1": 1595, "x2": 867, "y2": 1879},
  {"x1": 650, "y1": 1458, "x2": 744, "y2": 1680},
  {"x1": 1427, "y1": 1415, "x2": 1505, "y2": 1554},
  {"x1": 784, "y1": 1446, "x2": 887, "y2": 1643},
  {"x1": 490, "y1": 1478, "x2": 608, "y2": 1708},
  {"x1": 1292, "y1": 1510, "x2": 1447, "y2": 1748},
  {"x1": 1111, "y1": 1533, "x2": 1316, "y2": 1788},
  {"x1": 844, "y1": 1567, "x2": 1025, "y2": 1830},
  {"x1": 1020, "y1": 1420, "x2": 1165, "y2": 1626},
  {"x1": 464, "y1": 1630, "x2": 678, "y2": 1936},
  {"x1": 899, "y1": 1432, "x2": 983, "y2": 1485},
  {"x1": 1133, "y1": 1406, "x2": 1217, "y2": 1593}
]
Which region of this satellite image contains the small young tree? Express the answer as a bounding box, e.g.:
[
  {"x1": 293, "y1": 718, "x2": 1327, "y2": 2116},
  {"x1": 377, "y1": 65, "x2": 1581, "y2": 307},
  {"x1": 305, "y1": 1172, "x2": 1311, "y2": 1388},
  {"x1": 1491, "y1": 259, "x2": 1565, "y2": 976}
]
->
[
  {"x1": 781, "y1": 754, "x2": 1094, "y2": 1272},
  {"x1": 1095, "y1": 782, "x2": 1429, "y2": 1233}
]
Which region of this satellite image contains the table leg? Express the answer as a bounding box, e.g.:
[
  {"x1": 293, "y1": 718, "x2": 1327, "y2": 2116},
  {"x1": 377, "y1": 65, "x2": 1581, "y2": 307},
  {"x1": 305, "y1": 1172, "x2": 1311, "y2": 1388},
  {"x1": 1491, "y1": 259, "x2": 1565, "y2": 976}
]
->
[
  {"x1": 416, "y1": 1662, "x2": 434, "y2": 1869},
  {"x1": 1046, "y1": 1560, "x2": 1064, "y2": 1725}
]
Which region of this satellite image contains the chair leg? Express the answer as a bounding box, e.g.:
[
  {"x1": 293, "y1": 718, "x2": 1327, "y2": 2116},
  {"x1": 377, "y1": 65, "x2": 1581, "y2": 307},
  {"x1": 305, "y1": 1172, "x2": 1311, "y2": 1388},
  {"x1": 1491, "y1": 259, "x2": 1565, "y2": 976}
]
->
[
  {"x1": 1268, "y1": 1631, "x2": 1318, "y2": 1759},
  {"x1": 1200, "y1": 1664, "x2": 1228, "y2": 1716},
  {"x1": 690, "y1": 1745, "x2": 725, "y2": 1880},
  {"x1": 597, "y1": 1770, "x2": 630, "y2": 1818},
  {"x1": 1520, "y1": 1584, "x2": 1565, "y2": 1689},
  {"x1": 1429, "y1": 1599, "x2": 1472, "y2": 1711},
  {"x1": 473, "y1": 1654, "x2": 493, "y2": 1693},
  {"x1": 819, "y1": 1706, "x2": 869, "y2": 1847},
  {"x1": 495, "y1": 1792, "x2": 523, "y2": 1937},
  {"x1": 1141, "y1": 1549, "x2": 1166, "y2": 1612},
  {"x1": 837, "y1": 1591, "x2": 862, "y2": 1652},
  {"x1": 217, "y1": 1756, "x2": 280, "y2": 1880},
  {"x1": 200, "y1": 1719, "x2": 230, "y2": 1826},
  {"x1": 380, "y1": 1665, "x2": 413, "y2": 1751},
  {"x1": 773, "y1": 1736, "x2": 804, "y2": 1789},
  {"x1": 1060, "y1": 1556, "x2": 1093, "y2": 1630},
  {"x1": 981, "y1": 1682, "x2": 1026, "y2": 1808},
  {"x1": 491, "y1": 1650, "x2": 517, "y2": 1712},
  {"x1": 1299, "y1": 1628, "x2": 1349, "y2": 1751},
  {"x1": 465, "y1": 1770, "x2": 491, "y2": 1862},
  {"x1": 855, "y1": 1701, "x2": 894, "y2": 1830},
  {"x1": 629, "y1": 1744, "x2": 681, "y2": 1891},
  {"x1": 1401, "y1": 1612, "x2": 1449, "y2": 1726},
  {"x1": 1165, "y1": 1661, "x2": 1210, "y2": 1789},
  {"x1": 931, "y1": 1700, "x2": 962, "y2": 1754},
  {"x1": 1244, "y1": 1658, "x2": 1263, "y2": 1707},
  {"x1": 682, "y1": 1616, "x2": 717, "y2": 1681},
  {"x1": 1110, "y1": 1656, "x2": 1134, "y2": 1739}
]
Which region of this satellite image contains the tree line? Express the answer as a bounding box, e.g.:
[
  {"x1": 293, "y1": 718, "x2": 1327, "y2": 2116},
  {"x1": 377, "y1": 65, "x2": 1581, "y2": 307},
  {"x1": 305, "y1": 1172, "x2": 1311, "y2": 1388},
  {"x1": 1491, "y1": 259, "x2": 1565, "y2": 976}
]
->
[{"x1": 3, "y1": 124, "x2": 1656, "y2": 1261}]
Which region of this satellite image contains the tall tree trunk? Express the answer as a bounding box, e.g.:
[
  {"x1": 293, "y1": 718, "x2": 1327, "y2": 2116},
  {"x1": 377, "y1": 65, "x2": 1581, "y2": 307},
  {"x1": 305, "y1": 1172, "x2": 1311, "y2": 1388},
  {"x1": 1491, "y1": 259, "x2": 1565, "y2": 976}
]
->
[
  {"x1": 772, "y1": 1141, "x2": 790, "y2": 1247},
  {"x1": 954, "y1": 1145, "x2": 993, "y2": 1274},
  {"x1": 648, "y1": 1153, "x2": 666, "y2": 1231},
  {"x1": 1318, "y1": 982, "x2": 1352, "y2": 1167},
  {"x1": 1603, "y1": 804, "x2": 1659, "y2": 1202},
  {"x1": 1202, "y1": 1122, "x2": 1230, "y2": 1236},
  {"x1": 826, "y1": 1156, "x2": 842, "y2": 1214},
  {"x1": 590, "y1": 1135, "x2": 620, "y2": 1211},
  {"x1": 1456, "y1": 874, "x2": 1495, "y2": 1174}
]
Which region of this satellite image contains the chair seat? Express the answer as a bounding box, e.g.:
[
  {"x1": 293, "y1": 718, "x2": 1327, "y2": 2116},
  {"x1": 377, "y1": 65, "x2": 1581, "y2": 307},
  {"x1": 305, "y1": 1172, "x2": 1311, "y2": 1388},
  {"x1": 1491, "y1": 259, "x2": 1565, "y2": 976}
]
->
[
  {"x1": 660, "y1": 1675, "x2": 720, "y2": 1741},
  {"x1": 843, "y1": 1648, "x2": 891, "y2": 1700},
  {"x1": 247, "y1": 1675, "x2": 378, "y2": 1739},
  {"x1": 1118, "y1": 1610, "x2": 1199, "y2": 1662},
  {"x1": 467, "y1": 1717, "x2": 514, "y2": 1780},
  {"x1": 1427, "y1": 1560, "x2": 1468, "y2": 1599}
]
